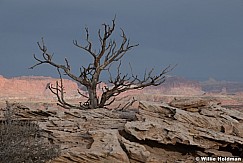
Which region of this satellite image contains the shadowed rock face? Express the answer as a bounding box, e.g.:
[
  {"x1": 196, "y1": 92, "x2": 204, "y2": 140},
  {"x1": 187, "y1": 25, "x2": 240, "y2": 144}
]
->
[{"x1": 1, "y1": 97, "x2": 243, "y2": 162}]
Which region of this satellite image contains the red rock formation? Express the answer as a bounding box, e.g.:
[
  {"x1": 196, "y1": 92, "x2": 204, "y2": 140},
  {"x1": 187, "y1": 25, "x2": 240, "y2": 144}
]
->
[
  {"x1": 3, "y1": 75, "x2": 242, "y2": 106},
  {"x1": 0, "y1": 75, "x2": 205, "y2": 101},
  {"x1": 144, "y1": 76, "x2": 204, "y2": 95},
  {"x1": 0, "y1": 75, "x2": 80, "y2": 100}
]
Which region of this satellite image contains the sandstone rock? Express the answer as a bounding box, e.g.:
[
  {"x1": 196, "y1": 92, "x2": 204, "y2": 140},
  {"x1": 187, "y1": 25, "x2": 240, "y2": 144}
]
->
[
  {"x1": 86, "y1": 130, "x2": 130, "y2": 163},
  {"x1": 56, "y1": 130, "x2": 130, "y2": 163},
  {"x1": 168, "y1": 97, "x2": 219, "y2": 110},
  {"x1": 119, "y1": 137, "x2": 150, "y2": 162},
  {"x1": 1, "y1": 97, "x2": 243, "y2": 163},
  {"x1": 124, "y1": 100, "x2": 243, "y2": 159}
]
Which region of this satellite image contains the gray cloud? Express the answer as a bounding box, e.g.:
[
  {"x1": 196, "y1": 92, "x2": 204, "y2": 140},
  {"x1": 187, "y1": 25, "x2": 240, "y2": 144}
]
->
[{"x1": 0, "y1": 0, "x2": 243, "y2": 81}]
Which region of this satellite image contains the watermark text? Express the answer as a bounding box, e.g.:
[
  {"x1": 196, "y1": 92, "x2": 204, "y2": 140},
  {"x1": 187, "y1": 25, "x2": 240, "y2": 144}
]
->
[{"x1": 195, "y1": 156, "x2": 242, "y2": 162}]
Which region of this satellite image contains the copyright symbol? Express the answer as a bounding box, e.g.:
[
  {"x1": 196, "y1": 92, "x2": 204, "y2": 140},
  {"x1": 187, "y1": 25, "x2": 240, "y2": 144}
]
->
[{"x1": 195, "y1": 157, "x2": 200, "y2": 161}]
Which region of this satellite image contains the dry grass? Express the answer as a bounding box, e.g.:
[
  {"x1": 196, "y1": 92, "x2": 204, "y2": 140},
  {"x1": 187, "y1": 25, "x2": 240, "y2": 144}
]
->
[{"x1": 0, "y1": 102, "x2": 60, "y2": 163}]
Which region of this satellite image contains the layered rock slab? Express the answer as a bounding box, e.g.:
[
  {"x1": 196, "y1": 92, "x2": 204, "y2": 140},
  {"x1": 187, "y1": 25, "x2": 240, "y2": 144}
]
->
[
  {"x1": 125, "y1": 99, "x2": 243, "y2": 159},
  {"x1": 1, "y1": 97, "x2": 243, "y2": 162}
]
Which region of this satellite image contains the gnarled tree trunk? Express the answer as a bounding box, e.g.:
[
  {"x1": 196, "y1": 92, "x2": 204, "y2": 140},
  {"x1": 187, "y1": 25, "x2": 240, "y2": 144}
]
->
[{"x1": 87, "y1": 86, "x2": 99, "y2": 109}]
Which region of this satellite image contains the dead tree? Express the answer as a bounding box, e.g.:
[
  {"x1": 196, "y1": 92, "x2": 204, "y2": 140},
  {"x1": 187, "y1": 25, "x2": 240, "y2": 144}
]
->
[{"x1": 30, "y1": 18, "x2": 174, "y2": 109}]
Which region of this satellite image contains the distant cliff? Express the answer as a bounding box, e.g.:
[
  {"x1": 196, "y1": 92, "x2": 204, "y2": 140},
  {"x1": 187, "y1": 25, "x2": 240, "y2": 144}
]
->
[
  {"x1": 0, "y1": 75, "x2": 79, "y2": 100},
  {"x1": 1, "y1": 75, "x2": 243, "y2": 100},
  {"x1": 0, "y1": 75, "x2": 205, "y2": 100},
  {"x1": 144, "y1": 76, "x2": 204, "y2": 95},
  {"x1": 200, "y1": 78, "x2": 243, "y2": 94}
]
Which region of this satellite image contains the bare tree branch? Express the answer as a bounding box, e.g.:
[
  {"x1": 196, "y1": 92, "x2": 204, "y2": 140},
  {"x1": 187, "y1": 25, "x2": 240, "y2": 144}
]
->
[
  {"x1": 47, "y1": 68, "x2": 87, "y2": 109},
  {"x1": 30, "y1": 18, "x2": 174, "y2": 109},
  {"x1": 77, "y1": 89, "x2": 89, "y2": 99}
]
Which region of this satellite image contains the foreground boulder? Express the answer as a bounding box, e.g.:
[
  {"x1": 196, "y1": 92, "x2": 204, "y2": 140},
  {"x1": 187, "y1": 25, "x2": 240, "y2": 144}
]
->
[
  {"x1": 126, "y1": 99, "x2": 243, "y2": 161},
  {"x1": 1, "y1": 97, "x2": 242, "y2": 162}
]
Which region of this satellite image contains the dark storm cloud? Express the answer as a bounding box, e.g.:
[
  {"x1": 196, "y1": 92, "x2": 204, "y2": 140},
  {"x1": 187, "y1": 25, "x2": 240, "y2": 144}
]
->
[{"x1": 0, "y1": 0, "x2": 243, "y2": 81}]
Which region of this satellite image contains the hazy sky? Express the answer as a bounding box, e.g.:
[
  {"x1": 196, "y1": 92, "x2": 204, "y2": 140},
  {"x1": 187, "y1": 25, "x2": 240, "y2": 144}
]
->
[{"x1": 0, "y1": 0, "x2": 243, "y2": 81}]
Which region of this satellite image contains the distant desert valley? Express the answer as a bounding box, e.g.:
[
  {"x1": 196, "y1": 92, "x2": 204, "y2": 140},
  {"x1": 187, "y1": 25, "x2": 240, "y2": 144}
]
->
[{"x1": 0, "y1": 75, "x2": 243, "y2": 109}]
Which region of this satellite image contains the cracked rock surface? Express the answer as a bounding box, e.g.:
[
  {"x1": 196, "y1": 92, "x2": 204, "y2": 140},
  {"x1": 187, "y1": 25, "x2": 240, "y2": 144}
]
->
[{"x1": 1, "y1": 97, "x2": 243, "y2": 162}]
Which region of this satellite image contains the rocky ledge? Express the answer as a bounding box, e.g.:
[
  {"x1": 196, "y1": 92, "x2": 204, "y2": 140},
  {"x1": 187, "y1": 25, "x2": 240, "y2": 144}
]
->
[{"x1": 1, "y1": 97, "x2": 243, "y2": 162}]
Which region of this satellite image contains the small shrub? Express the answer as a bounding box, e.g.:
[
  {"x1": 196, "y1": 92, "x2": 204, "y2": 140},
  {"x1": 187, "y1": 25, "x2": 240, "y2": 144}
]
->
[{"x1": 0, "y1": 102, "x2": 60, "y2": 163}]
